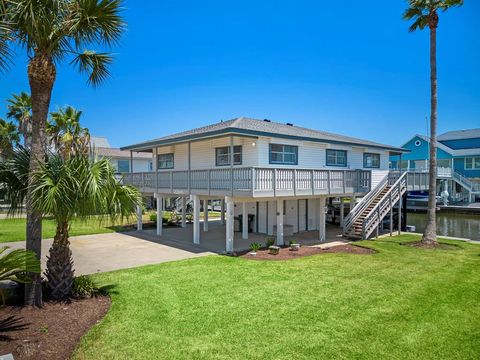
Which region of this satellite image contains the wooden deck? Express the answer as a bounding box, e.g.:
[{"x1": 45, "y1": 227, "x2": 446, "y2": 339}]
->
[{"x1": 122, "y1": 167, "x2": 373, "y2": 197}]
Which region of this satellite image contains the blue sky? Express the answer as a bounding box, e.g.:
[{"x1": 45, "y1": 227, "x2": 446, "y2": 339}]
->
[{"x1": 1, "y1": 0, "x2": 478, "y2": 148}]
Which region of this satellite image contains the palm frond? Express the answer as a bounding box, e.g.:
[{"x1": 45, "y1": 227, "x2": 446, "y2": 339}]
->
[
  {"x1": 0, "y1": 247, "x2": 41, "y2": 284},
  {"x1": 0, "y1": 146, "x2": 30, "y2": 216},
  {"x1": 70, "y1": 50, "x2": 113, "y2": 86}
]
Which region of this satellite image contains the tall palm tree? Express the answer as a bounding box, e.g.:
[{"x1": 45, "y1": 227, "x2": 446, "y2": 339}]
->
[
  {"x1": 0, "y1": 118, "x2": 19, "y2": 158},
  {"x1": 47, "y1": 106, "x2": 91, "y2": 159},
  {"x1": 403, "y1": 0, "x2": 463, "y2": 246},
  {"x1": 7, "y1": 92, "x2": 32, "y2": 148},
  {"x1": 0, "y1": 148, "x2": 140, "y2": 300},
  {"x1": 0, "y1": 0, "x2": 125, "y2": 305}
]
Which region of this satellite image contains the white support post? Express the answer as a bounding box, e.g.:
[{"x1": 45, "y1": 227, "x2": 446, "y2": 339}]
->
[
  {"x1": 225, "y1": 196, "x2": 234, "y2": 253},
  {"x1": 319, "y1": 197, "x2": 326, "y2": 241},
  {"x1": 276, "y1": 199, "x2": 284, "y2": 246},
  {"x1": 155, "y1": 193, "x2": 163, "y2": 236},
  {"x1": 193, "y1": 195, "x2": 200, "y2": 244},
  {"x1": 136, "y1": 204, "x2": 143, "y2": 231},
  {"x1": 181, "y1": 196, "x2": 186, "y2": 228},
  {"x1": 220, "y1": 199, "x2": 225, "y2": 225},
  {"x1": 203, "y1": 199, "x2": 209, "y2": 232},
  {"x1": 242, "y1": 201, "x2": 248, "y2": 240},
  {"x1": 339, "y1": 197, "x2": 345, "y2": 228}
]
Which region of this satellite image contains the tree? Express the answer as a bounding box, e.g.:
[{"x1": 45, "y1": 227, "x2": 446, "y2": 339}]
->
[
  {"x1": 0, "y1": 148, "x2": 140, "y2": 300},
  {"x1": 47, "y1": 106, "x2": 91, "y2": 159},
  {"x1": 403, "y1": 0, "x2": 463, "y2": 245},
  {"x1": 7, "y1": 92, "x2": 32, "y2": 148},
  {"x1": 0, "y1": 0, "x2": 125, "y2": 305},
  {"x1": 0, "y1": 118, "x2": 19, "y2": 158}
]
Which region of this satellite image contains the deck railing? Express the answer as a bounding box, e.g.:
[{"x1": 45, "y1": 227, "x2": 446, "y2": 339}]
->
[{"x1": 122, "y1": 167, "x2": 372, "y2": 196}]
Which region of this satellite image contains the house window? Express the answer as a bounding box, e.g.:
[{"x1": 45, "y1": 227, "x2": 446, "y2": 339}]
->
[
  {"x1": 465, "y1": 157, "x2": 480, "y2": 170},
  {"x1": 216, "y1": 146, "x2": 242, "y2": 166},
  {"x1": 269, "y1": 144, "x2": 298, "y2": 165},
  {"x1": 326, "y1": 149, "x2": 347, "y2": 167},
  {"x1": 157, "y1": 153, "x2": 174, "y2": 169},
  {"x1": 363, "y1": 153, "x2": 380, "y2": 168},
  {"x1": 117, "y1": 159, "x2": 130, "y2": 173}
]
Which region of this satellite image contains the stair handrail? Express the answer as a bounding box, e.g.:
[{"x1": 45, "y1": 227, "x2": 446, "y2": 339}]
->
[
  {"x1": 343, "y1": 173, "x2": 389, "y2": 234},
  {"x1": 362, "y1": 172, "x2": 408, "y2": 239},
  {"x1": 453, "y1": 170, "x2": 473, "y2": 190}
]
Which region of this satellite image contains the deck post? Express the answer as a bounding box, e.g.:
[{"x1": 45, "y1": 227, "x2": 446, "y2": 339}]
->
[
  {"x1": 389, "y1": 192, "x2": 393, "y2": 237},
  {"x1": 136, "y1": 203, "x2": 143, "y2": 231},
  {"x1": 319, "y1": 197, "x2": 326, "y2": 241},
  {"x1": 397, "y1": 184, "x2": 402, "y2": 236},
  {"x1": 242, "y1": 201, "x2": 248, "y2": 240},
  {"x1": 220, "y1": 199, "x2": 225, "y2": 224},
  {"x1": 181, "y1": 196, "x2": 187, "y2": 228},
  {"x1": 276, "y1": 199, "x2": 284, "y2": 246},
  {"x1": 155, "y1": 193, "x2": 162, "y2": 236},
  {"x1": 339, "y1": 197, "x2": 345, "y2": 228},
  {"x1": 193, "y1": 194, "x2": 200, "y2": 244},
  {"x1": 225, "y1": 196, "x2": 234, "y2": 253},
  {"x1": 203, "y1": 199, "x2": 209, "y2": 232}
]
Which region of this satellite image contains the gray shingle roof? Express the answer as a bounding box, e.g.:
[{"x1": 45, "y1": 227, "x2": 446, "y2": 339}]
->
[
  {"x1": 438, "y1": 128, "x2": 480, "y2": 141},
  {"x1": 121, "y1": 117, "x2": 406, "y2": 153}
]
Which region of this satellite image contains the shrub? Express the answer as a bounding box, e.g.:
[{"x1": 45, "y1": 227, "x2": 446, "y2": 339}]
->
[
  {"x1": 72, "y1": 275, "x2": 101, "y2": 298},
  {"x1": 290, "y1": 240, "x2": 298, "y2": 245},
  {"x1": 250, "y1": 242, "x2": 262, "y2": 252},
  {"x1": 265, "y1": 237, "x2": 275, "y2": 247},
  {"x1": 149, "y1": 213, "x2": 157, "y2": 222}
]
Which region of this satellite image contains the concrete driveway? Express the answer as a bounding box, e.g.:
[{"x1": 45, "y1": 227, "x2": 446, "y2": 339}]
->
[{"x1": 3, "y1": 231, "x2": 214, "y2": 275}]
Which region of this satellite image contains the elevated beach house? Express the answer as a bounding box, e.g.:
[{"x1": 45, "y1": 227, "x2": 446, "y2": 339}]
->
[
  {"x1": 121, "y1": 117, "x2": 408, "y2": 251},
  {"x1": 390, "y1": 128, "x2": 480, "y2": 202}
]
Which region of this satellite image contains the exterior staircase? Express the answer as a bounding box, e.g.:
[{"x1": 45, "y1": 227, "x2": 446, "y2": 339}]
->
[{"x1": 343, "y1": 171, "x2": 408, "y2": 239}]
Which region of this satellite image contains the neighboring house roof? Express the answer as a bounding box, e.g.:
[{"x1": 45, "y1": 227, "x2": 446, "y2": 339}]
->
[
  {"x1": 95, "y1": 147, "x2": 152, "y2": 159},
  {"x1": 121, "y1": 117, "x2": 407, "y2": 153},
  {"x1": 90, "y1": 136, "x2": 111, "y2": 148},
  {"x1": 407, "y1": 134, "x2": 480, "y2": 157},
  {"x1": 438, "y1": 128, "x2": 480, "y2": 141}
]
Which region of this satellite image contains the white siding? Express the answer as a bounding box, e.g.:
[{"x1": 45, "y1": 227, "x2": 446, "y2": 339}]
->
[{"x1": 371, "y1": 170, "x2": 389, "y2": 188}]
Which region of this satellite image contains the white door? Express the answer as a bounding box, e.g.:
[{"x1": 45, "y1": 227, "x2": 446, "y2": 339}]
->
[
  {"x1": 258, "y1": 201, "x2": 268, "y2": 234},
  {"x1": 298, "y1": 199, "x2": 307, "y2": 232}
]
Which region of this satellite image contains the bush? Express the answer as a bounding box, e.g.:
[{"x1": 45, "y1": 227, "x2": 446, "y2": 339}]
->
[
  {"x1": 149, "y1": 213, "x2": 157, "y2": 222},
  {"x1": 250, "y1": 242, "x2": 262, "y2": 252},
  {"x1": 72, "y1": 275, "x2": 101, "y2": 298},
  {"x1": 265, "y1": 237, "x2": 275, "y2": 247}
]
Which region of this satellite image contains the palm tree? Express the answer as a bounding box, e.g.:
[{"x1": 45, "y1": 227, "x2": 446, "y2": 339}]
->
[
  {"x1": 0, "y1": 148, "x2": 140, "y2": 300},
  {"x1": 403, "y1": 0, "x2": 463, "y2": 245},
  {"x1": 0, "y1": 118, "x2": 19, "y2": 158},
  {"x1": 47, "y1": 106, "x2": 91, "y2": 159},
  {"x1": 0, "y1": 0, "x2": 125, "y2": 305},
  {"x1": 7, "y1": 92, "x2": 32, "y2": 148}
]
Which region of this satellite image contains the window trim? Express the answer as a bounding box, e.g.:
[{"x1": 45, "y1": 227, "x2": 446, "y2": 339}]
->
[
  {"x1": 215, "y1": 145, "x2": 242, "y2": 166},
  {"x1": 363, "y1": 152, "x2": 381, "y2": 169},
  {"x1": 465, "y1": 156, "x2": 480, "y2": 170},
  {"x1": 326, "y1": 149, "x2": 347, "y2": 167},
  {"x1": 157, "y1": 153, "x2": 174, "y2": 169},
  {"x1": 268, "y1": 144, "x2": 298, "y2": 165}
]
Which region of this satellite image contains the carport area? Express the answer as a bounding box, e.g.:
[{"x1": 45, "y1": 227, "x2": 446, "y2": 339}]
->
[{"x1": 137, "y1": 220, "x2": 346, "y2": 253}]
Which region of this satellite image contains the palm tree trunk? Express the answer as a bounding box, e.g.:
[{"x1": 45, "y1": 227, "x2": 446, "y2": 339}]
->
[
  {"x1": 24, "y1": 55, "x2": 56, "y2": 306},
  {"x1": 422, "y1": 20, "x2": 438, "y2": 245},
  {"x1": 45, "y1": 221, "x2": 75, "y2": 300}
]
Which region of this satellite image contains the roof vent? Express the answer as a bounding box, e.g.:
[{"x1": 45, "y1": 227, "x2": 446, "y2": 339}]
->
[
  {"x1": 263, "y1": 119, "x2": 271, "y2": 122},
  {"x1": 286, "y1": 122, "x2": 293, "y2": 126}
]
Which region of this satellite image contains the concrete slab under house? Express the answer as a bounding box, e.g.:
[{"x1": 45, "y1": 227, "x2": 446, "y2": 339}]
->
[{"x1": 119, "y1": 117, "x2": 428, "y2": 251}]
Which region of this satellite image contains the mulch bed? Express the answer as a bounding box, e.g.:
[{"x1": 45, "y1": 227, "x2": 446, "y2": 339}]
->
[
  {"x1": 240, "y1": 244, "x2": 375, "y2": 260},
  {"x1": 0, "y1": 296, "x2": 111, "y2": 360},
  {"x1": 401, "y1": 241, "x2": 459, "y2": 250}
]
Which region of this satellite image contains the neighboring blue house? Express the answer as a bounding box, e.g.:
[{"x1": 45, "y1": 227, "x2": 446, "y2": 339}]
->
[{"x1": 390, "y1": 128, "x2": 480, "y2": 202}]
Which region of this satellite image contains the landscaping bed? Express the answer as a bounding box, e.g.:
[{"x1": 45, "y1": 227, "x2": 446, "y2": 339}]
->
[
  {"x1": 240, "y1": 243, "x2": 375, "y2": 260},
  {"x1": 0, "y1": 296, "x2": 110, "y2": 360}
]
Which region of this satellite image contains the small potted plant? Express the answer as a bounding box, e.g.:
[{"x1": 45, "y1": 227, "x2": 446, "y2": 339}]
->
[
  {"x1": 268, "y1": 245, "x2": 280, "y2": 255},
  {"x1": 265, "y1": 236, "x2": 275, "y2": 247},
  {"x1": 290, "y1": 240, "x2": 300, "y2": 251},
  {"x1": 250, "y1": 242, "x2": 262, "y2": 256}
]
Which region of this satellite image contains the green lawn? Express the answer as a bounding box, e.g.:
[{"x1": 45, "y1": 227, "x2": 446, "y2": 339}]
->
[
  {"x1": 74, "y1": 235, "x2": 480, "y2": 360},
  {"x1": 0, "y1": 216, "x2": 143, "y2": 243}
]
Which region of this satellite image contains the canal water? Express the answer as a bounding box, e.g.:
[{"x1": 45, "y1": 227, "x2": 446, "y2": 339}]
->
[{"x1": 406, "y1": 212, "x2": 480, "y2": 240}]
